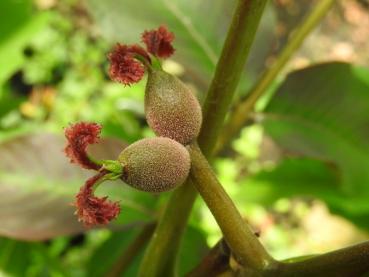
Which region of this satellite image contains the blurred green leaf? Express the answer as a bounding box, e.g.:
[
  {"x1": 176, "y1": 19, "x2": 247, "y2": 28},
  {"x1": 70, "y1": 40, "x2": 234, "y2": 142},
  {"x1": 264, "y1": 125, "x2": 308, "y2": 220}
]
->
[
  {"x1": 85, "y1": 0, "x2": 275, "y2": 91},
  {"x1": 0, "y1": 133, "x2": 156, "y2": 240},
  {"x1": 0, "y1": 86, "x2": 24, "y2": 119},
  {"x1": 0, "y1": 237, "x2": 68, "y2": 276},
  {"x1": 238, "y1": 158, "x2": 369, "y2": 229},
  {"x1": 0, "y1": 237, "x2": 32, "y2": 276},
  {"x1": 238, "y1": 158, "x2": 340, "y2": 205},
  {"x1": 178, "y1": 225, "x2": 209, "y2": 276},
  {"x1": 87, "y1": 224, "x2": 208, "y2": 277},
  {"x1": 0, "y1": 0, "x2": 49, "y2": 86},
  {"x1": 86, "y1": 0, "x2": 227, "y2": 88},
  {"x1": 258, "y1": 62, "x2": 369, "y2": 227},
  {"x1": 87, "y1": 228, "x2": 140, "y2": 277}
]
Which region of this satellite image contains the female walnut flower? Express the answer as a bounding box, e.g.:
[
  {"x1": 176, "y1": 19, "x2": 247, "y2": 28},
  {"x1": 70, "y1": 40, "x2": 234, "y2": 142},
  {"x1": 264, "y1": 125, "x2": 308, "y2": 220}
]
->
[
  {"x1": 67, "y1": 26, "x2": 199, "y2": 227},
  {"x1": 108, "y1": 25, "x2": 202, "y2": 145},
  {"x1": 64, "y1": 122, "x2": 190, "y2": 227},
  {"x1": 64, "y1": 122, "x2": 102, "y2": 170},
  {"x1": 108, "y1": 44, "x2": 150, "y2": 85},
  {"x1": 74, "y1": 170, "x2": 120, "y2": 226},
  {"x1": 107, "y1": 25, "x2": 175, "y2": 86},
  {"x1": 64, "y1": 122, "x2": 121, "y2": 226},
  {"x1": 142, "y1": 25, "x2": 175, "y2": 58}
]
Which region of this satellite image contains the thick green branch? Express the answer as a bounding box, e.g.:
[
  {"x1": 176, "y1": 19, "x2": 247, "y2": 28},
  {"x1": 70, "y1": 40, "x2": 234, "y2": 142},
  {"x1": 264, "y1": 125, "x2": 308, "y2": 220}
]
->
[
  {"x1": 216, "y1": 0, "x2": 335, "y2": 152},
  {"x1": 139, "y1": 1, "x2": 267, "y2": 276},
  {"x1": 199, "y1": 0, "x2": 268, "y2": 156},
  {"x1": 138, "y1": 183, "x2": 197, "y2": 277},
  {"x1": 188, "y1": 143, "x2": 275, "y2": 271},
  {"x1": 265, "y1": 241, "x2": 369, "y2": 276}
]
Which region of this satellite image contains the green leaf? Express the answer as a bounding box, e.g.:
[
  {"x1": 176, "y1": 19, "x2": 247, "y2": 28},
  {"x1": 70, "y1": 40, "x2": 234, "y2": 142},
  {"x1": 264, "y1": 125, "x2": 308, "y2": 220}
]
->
[
  {"x1": 238, "y1": 158, "x2": 369, "y2": 229},
  {"x1": 0, "y1": 237, "x2": 68, "y2": 276},
  {"x1": 86, "y1": 224, "x2": 208, "y2": 277},
  {"x1": 0, "y1": 237, "x2": 32, "y2": 276},
  {"x1": 87, "y1": 228, "x2": 140, "y2": 277},
  {"x1": 178, "y1": 225, "x2": 209, "y2": 276},
  {"x1": 238, "y1": 158, "x2": 340, "y2": 205},
  {"x1": 0, "y1": 133, "x2": 156, "y2": 240},
  {"x1": 0, "y1": 85, "x2": 24, "y2": 119},
  {"x1": 0, "y1": 0, "x2": 49, "y2": 86},
  {"x1": 259, "y1": 62, "x2": 369, "y2": 227}
]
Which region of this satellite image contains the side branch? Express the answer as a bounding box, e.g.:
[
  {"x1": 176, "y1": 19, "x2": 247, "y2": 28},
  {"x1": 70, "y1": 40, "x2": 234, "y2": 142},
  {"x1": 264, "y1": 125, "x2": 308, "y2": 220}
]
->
[
  {"x1": 267, "y1": 241, "x2": 369, "y2": 276},
  {"x1": 188, "y1": 143, "x2": 276, "y2": 271},
  {"x1": 138, "y1": 184, "x2": 197, "y2": 277},
  {"x1": 216, "y1": 0, "x2": 335, "y2": 152}
]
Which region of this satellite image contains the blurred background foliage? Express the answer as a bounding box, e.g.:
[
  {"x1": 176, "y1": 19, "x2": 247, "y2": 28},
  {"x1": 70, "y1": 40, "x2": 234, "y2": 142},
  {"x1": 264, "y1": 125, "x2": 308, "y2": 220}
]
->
[{"x1": 1, "y1": 0, "x2": 369, "y2": 276}]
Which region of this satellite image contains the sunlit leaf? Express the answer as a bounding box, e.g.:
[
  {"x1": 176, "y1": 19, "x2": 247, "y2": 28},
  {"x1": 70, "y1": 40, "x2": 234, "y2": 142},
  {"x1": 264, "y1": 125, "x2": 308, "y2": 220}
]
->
[
  {"x1": 238, "y1": 158, "x2": 340, "y2": 205},
  {"x1": 258, "y1": 62, "x2": 369, "y2": 228}
]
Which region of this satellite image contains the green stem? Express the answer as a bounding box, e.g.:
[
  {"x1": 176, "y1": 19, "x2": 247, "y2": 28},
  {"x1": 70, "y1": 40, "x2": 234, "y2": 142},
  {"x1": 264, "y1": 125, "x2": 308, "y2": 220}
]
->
[
  {"x1": 138, "y1": 183, "x2": 197, "y2": 277},
  {"x1": 188, "y1": 143, "x2": 275, "y2": 271},
  {"x1": 216, "y1": 0, "x2": 335, "y2": 152},
  {"x1": 199, "y1": 0, "x2": 268, "y2": 156},
  {"x1": 107, "y1": 223, "x2": 156, "y2": 277},
  {"x1": 138, "y1": 1, "x2": 267, "y2": 276},
  {"x1": 265, "y1": 241, "x2": 369, "y2": 276}
]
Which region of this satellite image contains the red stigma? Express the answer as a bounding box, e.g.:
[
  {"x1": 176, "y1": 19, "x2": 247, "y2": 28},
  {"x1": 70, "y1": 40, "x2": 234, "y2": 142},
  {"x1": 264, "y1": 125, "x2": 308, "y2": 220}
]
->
[
  {"x1": 108, "y1": 44, "x2": 150, "y2": 86},
  {"x1": 142, "y1": 25, "x2": 175, "y2": 58},
  {"x1": 64, "y1": 122, "x2": 102, "y2": 170},
  {"x1": 74, "y1": 171, "x2": 121, "y2": 226}
]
